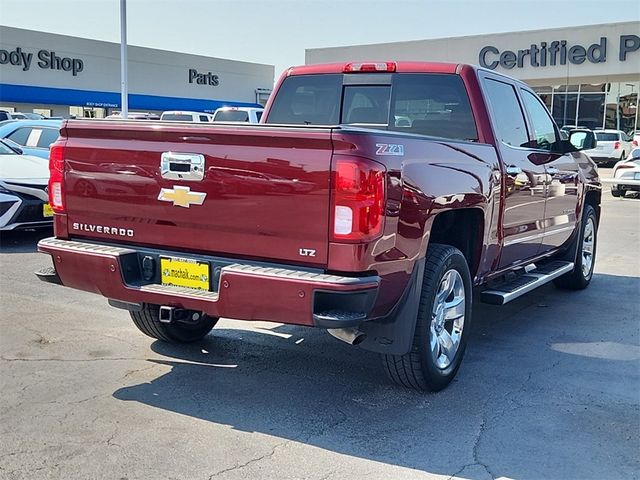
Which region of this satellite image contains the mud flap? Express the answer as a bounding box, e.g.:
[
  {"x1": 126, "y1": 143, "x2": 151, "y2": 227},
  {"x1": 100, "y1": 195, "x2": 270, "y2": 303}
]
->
[{"x1": 358, "y1": 258, "x2": 425, "y2": 355}]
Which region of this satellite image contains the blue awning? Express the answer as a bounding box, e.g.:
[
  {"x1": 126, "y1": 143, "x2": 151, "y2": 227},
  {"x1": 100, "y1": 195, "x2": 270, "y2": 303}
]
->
[{"x1": 0, "y1": 83, "x2": 262, "y2": 112}]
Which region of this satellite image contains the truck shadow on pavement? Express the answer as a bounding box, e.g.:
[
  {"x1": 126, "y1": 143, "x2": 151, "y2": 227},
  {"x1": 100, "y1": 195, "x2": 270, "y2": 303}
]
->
[{"x1": 112, "y1": 273, "x2": 640, "y2": 479}]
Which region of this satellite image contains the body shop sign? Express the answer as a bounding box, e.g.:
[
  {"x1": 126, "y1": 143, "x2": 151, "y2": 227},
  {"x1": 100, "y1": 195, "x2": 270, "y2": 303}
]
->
[{"x1": 0, "y1": 47, "x2": 84, "y2": 76}]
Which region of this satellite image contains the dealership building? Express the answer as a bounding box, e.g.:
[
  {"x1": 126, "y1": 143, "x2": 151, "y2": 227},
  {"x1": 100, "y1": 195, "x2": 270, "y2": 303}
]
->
[
  {"x1": 0, "y1": 26, "x2": 274, "y2": 118},
  {"x1": 307, "y1": 22, "x2": 640, "y2": 132}
]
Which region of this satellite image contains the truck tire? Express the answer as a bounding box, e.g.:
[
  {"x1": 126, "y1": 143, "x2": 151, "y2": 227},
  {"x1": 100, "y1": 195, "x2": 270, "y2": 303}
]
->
[
  {"x1": 611, "y1": 188, "x2": 622, "y2": 198},
  {"x1": 130, "y1": 304, "x2": 218, "y2": 343},
  {"x1": 382, "y1": 244, "x2": 472, "y2": 392},
  {"x1": 553, "y1": 204, "x2": 597, "y2": 290}
]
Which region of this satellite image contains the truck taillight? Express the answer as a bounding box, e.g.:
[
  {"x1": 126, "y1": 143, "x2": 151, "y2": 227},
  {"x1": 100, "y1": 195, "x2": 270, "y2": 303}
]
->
[
  {"x1": 614, "y1": 141, "x2": 621, "y2": 150},
  {"x1": 48, "y1": 142, "x2": 66, "y2": 213},
  {"x1": 331, "y1": 156, "x2": 385, "y2": 242}
]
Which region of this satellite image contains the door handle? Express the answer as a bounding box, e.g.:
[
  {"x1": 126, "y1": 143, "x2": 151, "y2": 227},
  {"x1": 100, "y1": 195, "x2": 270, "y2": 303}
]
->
[
  {"x1": 546, "y1": 167, "x2": 559, "y2": 175},
  {"x1": 505, "y1": 165, "x2": 522, "y2": 176}
]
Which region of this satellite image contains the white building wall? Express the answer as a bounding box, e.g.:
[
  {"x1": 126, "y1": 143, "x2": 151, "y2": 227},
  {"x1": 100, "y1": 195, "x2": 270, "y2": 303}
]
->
[{"x1": 306, "y1": 22, "x2": 639, "y2": 86}]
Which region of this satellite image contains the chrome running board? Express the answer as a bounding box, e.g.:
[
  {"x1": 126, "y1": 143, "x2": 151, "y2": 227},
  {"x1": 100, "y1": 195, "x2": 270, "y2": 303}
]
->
[{"x1": 480, "y1": 261, "x2": 574, "y2": 305}]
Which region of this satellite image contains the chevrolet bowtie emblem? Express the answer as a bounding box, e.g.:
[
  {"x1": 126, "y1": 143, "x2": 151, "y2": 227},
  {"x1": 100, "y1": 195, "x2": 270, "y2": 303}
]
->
[{"x1": 157, "y1": 186, "x2": 206, "y2": 208}]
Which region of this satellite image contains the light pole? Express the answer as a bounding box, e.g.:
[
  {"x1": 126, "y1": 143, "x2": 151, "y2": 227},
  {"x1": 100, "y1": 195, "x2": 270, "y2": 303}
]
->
[{"x1": 120, "y1": 0, "x2": 128, "y2": 118}]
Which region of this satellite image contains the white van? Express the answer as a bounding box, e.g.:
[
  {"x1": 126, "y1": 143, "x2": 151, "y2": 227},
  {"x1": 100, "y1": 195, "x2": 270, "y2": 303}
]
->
[
  {"x1": 160, "y1": 111, "x2": 213, "y2": 122},
  {"x1": 212, "y1": 107, "x2": 264, "y2": 123}
]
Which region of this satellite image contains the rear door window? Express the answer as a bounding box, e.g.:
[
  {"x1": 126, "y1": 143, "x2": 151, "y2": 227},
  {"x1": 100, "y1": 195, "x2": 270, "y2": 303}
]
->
[{"x1": 483, "y1": 79, "x2": 530, "y2": 148}]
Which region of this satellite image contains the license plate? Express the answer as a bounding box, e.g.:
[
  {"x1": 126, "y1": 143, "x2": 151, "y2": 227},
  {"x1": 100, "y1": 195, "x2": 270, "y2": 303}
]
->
[
  {"x1": 43, "y1": 203, "x2": 53, "y2": 217},
  {"x1": 160, "y1": 257, "x2": 210, "y2": 291}
]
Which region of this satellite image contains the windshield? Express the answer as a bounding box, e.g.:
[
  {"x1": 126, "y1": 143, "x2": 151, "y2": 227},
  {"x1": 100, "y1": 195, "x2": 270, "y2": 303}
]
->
[{"x1": 214, "y1": 110, "x2": 250, "y2": 122}]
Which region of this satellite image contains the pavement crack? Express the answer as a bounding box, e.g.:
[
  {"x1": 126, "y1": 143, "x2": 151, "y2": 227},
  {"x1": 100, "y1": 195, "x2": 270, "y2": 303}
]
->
[
  {"x1": 0, "y1": 356, "x2": 141, "y2": 363},
  {"x1": 106, "y1": 425, "x2": 121, "y2": 448},
  {"x1": 470, "y1": 412, "x2": 497, "y2": 480},
  {"x1": 206, "y1": 441, "x2": 289, "y2": 479},
  {"x1": 121, "y1": 363, "x2": 160, "y2": 381}
]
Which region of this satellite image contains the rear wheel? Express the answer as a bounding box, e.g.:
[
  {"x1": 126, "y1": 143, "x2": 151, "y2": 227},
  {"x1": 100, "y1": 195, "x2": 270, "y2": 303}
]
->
[
  {"x1": 382, "y1": 244, "x2": 472, "y2": 392},
  {"x1": 553, "y1": 204, "x2": 597, "y2": 290},
  {"x1": 130, "y1": 304, "x2": 218, "y2": 343}
]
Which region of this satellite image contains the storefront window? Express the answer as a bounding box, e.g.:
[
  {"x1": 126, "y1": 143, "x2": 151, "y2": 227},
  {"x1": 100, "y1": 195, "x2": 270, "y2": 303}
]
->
[
  {"x1": 537, "y1": 92, "x2": 552, "y2": 111},
  {"x1": 576, "y1": 94, "x2": 605, "y2": 130},
  {"x1": 536, "y1": 82, "x2": 638, "y2": 133},
  {"x1": 552, "y1": 93, "x2": 578, "y2": 127}
]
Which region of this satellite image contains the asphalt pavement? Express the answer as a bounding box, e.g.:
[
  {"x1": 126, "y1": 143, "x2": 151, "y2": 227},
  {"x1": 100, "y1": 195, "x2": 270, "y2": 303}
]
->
[{"x1": 0, "y1": 179, "x2": 638, "y2": 480}]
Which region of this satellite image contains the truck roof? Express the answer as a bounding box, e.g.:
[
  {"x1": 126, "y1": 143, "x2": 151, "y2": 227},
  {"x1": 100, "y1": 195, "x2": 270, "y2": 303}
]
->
[{"x1": 285, "y1": 61, "x2": 461, "y2": 76}]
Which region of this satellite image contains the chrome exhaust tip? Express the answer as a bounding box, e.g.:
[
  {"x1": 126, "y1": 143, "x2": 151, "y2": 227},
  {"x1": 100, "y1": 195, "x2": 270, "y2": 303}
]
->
[{"x1": 327, "y1": 327, "x2": 366, "y2": 346}]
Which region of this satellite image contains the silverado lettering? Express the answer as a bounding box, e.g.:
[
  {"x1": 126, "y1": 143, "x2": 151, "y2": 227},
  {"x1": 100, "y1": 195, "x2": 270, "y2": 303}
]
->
[
  {"x1": 37, "y1": 61, "x2": 601, "y2": 392},
  {"x1": 72, "y1": 223, "x2": 134, "y2": 237}
]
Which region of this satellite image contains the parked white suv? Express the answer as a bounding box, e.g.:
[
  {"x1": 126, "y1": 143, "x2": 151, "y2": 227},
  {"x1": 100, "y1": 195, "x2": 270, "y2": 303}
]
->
[
  {"x1": 584, "y1": 129, "x2": 633, "y2": 166},
  {"x1": 160, "y1": 111, "x2": 213, "y2": 122},
  {"x1": 212, "y1": 107, "x2": 264, "y2": 123}
]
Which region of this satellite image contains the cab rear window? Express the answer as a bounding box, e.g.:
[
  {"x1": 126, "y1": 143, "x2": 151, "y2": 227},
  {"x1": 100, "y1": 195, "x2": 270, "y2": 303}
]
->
[
  {"x1": 266, "y1": 73, "x2": 477, "y2": 142},
  {"x1": 595, "y1": 132, "x2": 620, "y2": 141},
  {"x1": 214, "y1": 110, "x2": 250, "y2": 122},
  {"x1": 162, "y1": 114, "x2": 193, "y2": 121}
]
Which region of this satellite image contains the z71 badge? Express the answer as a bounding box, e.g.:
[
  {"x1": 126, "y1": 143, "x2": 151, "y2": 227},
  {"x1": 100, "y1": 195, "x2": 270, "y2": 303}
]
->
[{"x1": 376, "y1": 143, "x2": 405, "y2": 156}]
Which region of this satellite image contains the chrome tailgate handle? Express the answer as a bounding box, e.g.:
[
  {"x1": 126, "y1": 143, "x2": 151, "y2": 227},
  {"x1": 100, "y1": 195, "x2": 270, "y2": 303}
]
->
[{"x1": 161, "y1": 152, "x2": 205, "y2": 181}]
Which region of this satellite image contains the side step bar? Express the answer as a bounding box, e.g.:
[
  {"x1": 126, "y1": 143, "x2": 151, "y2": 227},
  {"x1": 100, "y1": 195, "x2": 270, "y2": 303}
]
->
[{"x1": 480, "y1": 261, "x2": 574, "y2": 305}]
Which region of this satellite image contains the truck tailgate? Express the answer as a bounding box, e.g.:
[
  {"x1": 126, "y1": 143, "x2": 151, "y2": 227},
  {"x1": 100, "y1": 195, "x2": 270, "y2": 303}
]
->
[{"x1": 61, "y1": 121, "x2": 333, "y2": 267}]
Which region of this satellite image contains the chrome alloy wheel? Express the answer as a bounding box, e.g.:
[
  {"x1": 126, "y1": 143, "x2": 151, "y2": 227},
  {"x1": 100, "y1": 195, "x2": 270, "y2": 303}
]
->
[
  {"x1": 581, "y1": 217, "x2": 595, "y2": 278},
  {"x1": 430, "y1": 269, "x2": 466, "y2": 370}
]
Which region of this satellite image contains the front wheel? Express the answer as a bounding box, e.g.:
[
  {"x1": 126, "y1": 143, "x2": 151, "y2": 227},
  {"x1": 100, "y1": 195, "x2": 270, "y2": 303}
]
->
[
  {"x1": 553, "y1": 204, "x2": 598, "y2": 290},
  {"x1": 382, "y1": 244, "x2": 472, "y2": 392},
  {"x1": 611, "y1": 188, "x2": 623, "y2": 198}
]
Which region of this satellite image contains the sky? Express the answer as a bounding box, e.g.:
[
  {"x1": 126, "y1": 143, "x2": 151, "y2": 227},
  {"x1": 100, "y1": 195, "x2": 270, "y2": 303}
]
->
[{"x1": 1, "y1": 0, "x2": 639, "y2": 79}]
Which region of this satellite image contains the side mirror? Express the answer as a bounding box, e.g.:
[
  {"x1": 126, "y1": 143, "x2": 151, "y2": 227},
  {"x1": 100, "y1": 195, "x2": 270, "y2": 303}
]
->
[{"x1": 568, "y1": 130, "x2": 596, "y2": 151}]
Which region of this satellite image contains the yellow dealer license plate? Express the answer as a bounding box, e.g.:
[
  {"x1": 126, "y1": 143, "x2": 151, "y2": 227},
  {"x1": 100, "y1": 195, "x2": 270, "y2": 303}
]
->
[
  {"x1": 160, "y1": 257, "x2": 210, "y2": 291},
  {"x1": 43, "y1": 203, "x2": 54, "y2": 217}
]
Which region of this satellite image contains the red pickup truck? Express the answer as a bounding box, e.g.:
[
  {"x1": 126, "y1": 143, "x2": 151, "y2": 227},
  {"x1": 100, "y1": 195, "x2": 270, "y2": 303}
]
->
[{"x1": 36, "y1": 62, "x2": 601, "y2": 391}]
